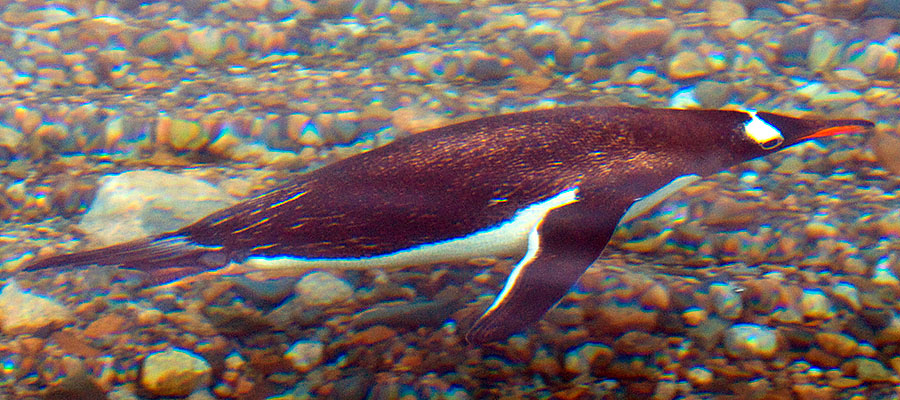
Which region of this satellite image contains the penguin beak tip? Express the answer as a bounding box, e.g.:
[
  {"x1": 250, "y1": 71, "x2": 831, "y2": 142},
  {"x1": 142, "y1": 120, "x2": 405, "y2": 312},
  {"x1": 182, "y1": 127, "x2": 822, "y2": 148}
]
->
[{"x1": 801, "y1": 123, "x2": 872, "y2": 140}]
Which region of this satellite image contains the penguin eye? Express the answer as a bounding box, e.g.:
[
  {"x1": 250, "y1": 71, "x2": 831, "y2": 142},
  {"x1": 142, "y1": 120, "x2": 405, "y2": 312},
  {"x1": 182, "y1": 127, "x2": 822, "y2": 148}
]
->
[{"x1": 760, "y1": 137, "x2": 783, "y2": 150}]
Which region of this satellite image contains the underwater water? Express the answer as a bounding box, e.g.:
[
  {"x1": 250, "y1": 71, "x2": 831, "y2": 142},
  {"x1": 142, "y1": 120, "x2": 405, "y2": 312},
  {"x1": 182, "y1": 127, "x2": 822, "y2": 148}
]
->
[{"x1": 0, "y1": 0, "x2": 899, "y2": 399}]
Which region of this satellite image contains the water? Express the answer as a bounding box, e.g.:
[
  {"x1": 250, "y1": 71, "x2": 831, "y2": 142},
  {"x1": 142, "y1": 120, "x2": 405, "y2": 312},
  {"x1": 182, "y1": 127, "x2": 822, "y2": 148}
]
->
[{"x1": 0, "y1": 0, "x2": 898, "y2": 399}]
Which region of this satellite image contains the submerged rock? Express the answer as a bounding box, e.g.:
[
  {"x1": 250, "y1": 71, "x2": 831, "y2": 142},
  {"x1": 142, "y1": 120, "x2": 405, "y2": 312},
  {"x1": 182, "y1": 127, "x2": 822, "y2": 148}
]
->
[
  {"x1": 78, "y1": 170, "x2": 237, "y2": 246},
  {"x1": 294, "y1": 271, "x2": 353, "y2": 307},
  {"x1": 285, "y1": 340, "x2": 324, "y2": 373},
  {"x1": 140, "y1": 348, "x2": 212, "y2": 397},
  {"x1": 724, "y1": 324, "x2": 778, "y2": 359},
  {"x1": 0, "y1": 280, "x2": 74, "y2": 336}
]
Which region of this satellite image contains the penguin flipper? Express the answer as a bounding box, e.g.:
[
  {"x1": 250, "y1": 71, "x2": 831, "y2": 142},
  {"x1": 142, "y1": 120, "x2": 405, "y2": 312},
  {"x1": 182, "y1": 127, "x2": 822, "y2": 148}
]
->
[
  {"x1": 465, "y1": 188, "x2": 629, "y2": 344},
  {"x1": 22, "y1": 234, "x2": 227, "y2": 284}
]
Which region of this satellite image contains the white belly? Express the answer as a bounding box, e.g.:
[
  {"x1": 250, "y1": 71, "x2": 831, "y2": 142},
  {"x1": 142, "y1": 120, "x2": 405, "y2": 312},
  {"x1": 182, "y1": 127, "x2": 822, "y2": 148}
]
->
[{"x1": 244, "y1": 187, "x2": 580, "y2": 271}]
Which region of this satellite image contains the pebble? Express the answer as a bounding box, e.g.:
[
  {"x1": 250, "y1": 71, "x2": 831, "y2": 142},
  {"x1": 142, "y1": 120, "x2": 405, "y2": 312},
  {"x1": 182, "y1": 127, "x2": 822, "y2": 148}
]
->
[
  {"x1": 613, "y1": 331, "x2": 664, "y2": 355},
  {"x1": 686, "y1": 366, "x2": 713, "y2": 386},
  {"x1": 294, "y1": 271, "x2": 353, "y2": 307},
  {"x1": 709, "y1": 282, "x2": 743, "y2": 320},
  {"x1": 284, "y1": 340, "x2": 324, "y2": 373},
  {"x1": 140, "y1": 348, "x2": 212, "y2": 397},
  {"x1": 703, "y1": 197, "x2": 758, "y2": 227},
  {"x1": 808, "y1": 30, "x2": 842, "y2": 73},
  {"x1": 799, "y1": 288, "x2": 835, "y2": 319},
  {"x1": 815, "y1": 332, "x2": 859, "y2": 358},
  {"x1": 694, "y1": 80, "x2": 732, "y2": 108},
  {"x1": 601, "y1": 18, "x2": 674, "y2": 53},
  {"x1": 707, "y1": 0, "x2": 747, "y2": 27},
  {"x1": 872, "y1": 254, "x2": 900, "y2": 287},
  {"x1": 668, "y1": 51, "x2": 710, "y2": 80},
  {"x1": 349, "y1": 325, "x2": 397, "y2": 345},
  {"x1": 563, "y1": 343, "x2": 613, "y2": 376},
  {"x1": 823, "y1": 0, "x2": 869, "y2": 18},
  {"x1": 0, "y1": 280, "x2": 74, "y2": 336},
  {"x1": 682, "y1": 307, "x2": 708, "y2": 326},
  {"x1": 847, "y1": 357, "x2": 894, "y2": 382},
  {"x1": 724, "y1": 324, "x2": 778, "y2": 359},
  {"x1": 77, "y1": 170, "x2": 237, "y2": 246},
  {"x1": 465, "y1": 52, "x2": 508, "y2": 81}
]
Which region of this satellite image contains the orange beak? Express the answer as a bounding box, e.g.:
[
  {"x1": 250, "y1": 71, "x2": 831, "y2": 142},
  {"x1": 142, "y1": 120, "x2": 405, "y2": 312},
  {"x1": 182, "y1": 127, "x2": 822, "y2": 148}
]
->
[{"x1": 801, "y1": 125, "x2": 869, "y2": 140}]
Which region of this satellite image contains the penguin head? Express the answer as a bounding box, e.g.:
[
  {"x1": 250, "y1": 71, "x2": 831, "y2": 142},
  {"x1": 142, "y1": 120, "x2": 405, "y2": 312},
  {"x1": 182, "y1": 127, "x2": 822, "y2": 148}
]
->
[{"x1": 733, "y1": 110, "x2": 873, "y2": 160}]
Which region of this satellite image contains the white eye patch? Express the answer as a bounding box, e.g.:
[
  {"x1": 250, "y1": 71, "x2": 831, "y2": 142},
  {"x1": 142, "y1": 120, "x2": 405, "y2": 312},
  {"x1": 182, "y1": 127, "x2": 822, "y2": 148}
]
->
[{"x1": 743, "y1": 110, "x2": 784, "y2": 150}]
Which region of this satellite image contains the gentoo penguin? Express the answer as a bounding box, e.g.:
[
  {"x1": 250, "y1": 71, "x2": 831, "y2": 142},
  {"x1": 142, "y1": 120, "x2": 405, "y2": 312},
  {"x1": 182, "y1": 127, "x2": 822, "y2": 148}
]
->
[{"x1": 24, "y1": 106, "x2": 872, "y2": 344}]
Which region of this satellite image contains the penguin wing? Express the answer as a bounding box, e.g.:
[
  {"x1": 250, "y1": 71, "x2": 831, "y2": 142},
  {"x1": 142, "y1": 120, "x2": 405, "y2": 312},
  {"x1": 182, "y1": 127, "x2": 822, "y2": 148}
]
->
[{"x1": 465, "y1": 179, "x2": 634, "y2": 344}]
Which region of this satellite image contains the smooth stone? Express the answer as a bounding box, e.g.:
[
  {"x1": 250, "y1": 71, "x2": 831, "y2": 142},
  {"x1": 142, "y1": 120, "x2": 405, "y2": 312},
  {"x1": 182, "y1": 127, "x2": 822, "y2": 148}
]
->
[
  {"x1": 688, "y1": 317, "x2": 729, "y2": 351},
  {"x1": 349, "y1": 288, "x2": 461, "y2": 330},
  {"x1": 857, "y1": 43, "x2": 898, "y2": 76},
  {"x1": 667, "y1": 51, "x2": 710, "y2": 80},
  {"x1": 465, "y1": 53, "x2": 508, "y2": 81},
  {"x1": 824, "y1": 0, "x2": 869, "y2": 18},
  {"x1": 137, "y1": 30, "x2": 176, "y2": 56},
  {"x1": 78, "y1": 170, "x2": 236, "y2": 246},
  {"x1": 668, "y1": 87, "x2": 700, "y2": 109},
  {"x1": 724, "y1": 324, "x2": 778, "y2": 358},
  {"x1": 626, "y1": 67, "x2": 657, "y2": 86},
  {"x1": 832, "y1": 282, "x2": 861, "y2": 311},
  {"x1": 870, "y1": 128, "x2": 900, "y2": 175},
  {"x1": 0, "y1": 124, "x2": 23, "y2": 153},
  {"x1": 848, "y1": 357, "x2": 894, "y2": 382},
  {"x1": 703, "y1": 197, "x2": 758, "y2": 228},
  {"x1": 349, "y1": 325, "x2": 397, "y2": 345},
  {"x1": 865, "y1": 0, "x2": 900, "y2": 18},
  {"x1": 728, "y1": 19, "x2": 766, "y2": 40},
  {"x1": 872, "y1": 255, "x2": 900, "y2": 286},
  {"x1": 601, "y1": 18, "x2": 675, "y2": 53},
  {"x1": 799, "y1": 288, "x2": 835, "y2": 319},
  {"x1": 694, "y1": 80, "x2": 732, "y2": 108},
  {"x1": 709, "y1": 282, "x2": 743, "y2": 320},
  {"x1": 808, "y1": 89, "x2": 862, "y2": 107},
  {"x1": 140, "y1": 348, "x2": 212, "y2": 397},
  {"x1": 780, "y1": 26, "x2": 813, "y2": 65},
  {"x1": 563, "y1": 343, "x2": 613, "y2": 375},
  {"x1": 225, "y1": 276, "x2": 295, "y2": 306},
  {"x1": 0, "y1": 280, "x2": 74, "y2": 335},
  {"x1": 613, "y1": 331, "x2": 664, "y2": 355},
  {"x1": 686, "y1": 366, "x2": 713, "y2": 386},
  {"x1": 815, "y1": 332, "x2": 859, "y2": 358},
  {"x1": 294, "y1": 271, "x2": 353, "y2": 307},
  {"x1": 808, "y1": 29, "x2": 842, "y2": 72},
  {"x1": 832, "y1": 67, "x2": 869, "y2": 89},
  {"x1": 284, "y1": 340, "x2": 324, "y2": 373},
  {"x1": 773, "y1": 155, "x2": 804, "y2": 174},
  {"x1": 708, "y1": 0, "x2": 747, "y2": 27},
  {"x1": 805, "y1": 220, "x2": 839, "y2": 239},
  {"x1": 168, "y1": 118, "x2": 209, "y2": 151},
  {"x1": 682, "y1": 307, "x2": 708, "y2": 326},
  {"x1": 591, "y1": 299, "x2": 658, "y2": 336}
]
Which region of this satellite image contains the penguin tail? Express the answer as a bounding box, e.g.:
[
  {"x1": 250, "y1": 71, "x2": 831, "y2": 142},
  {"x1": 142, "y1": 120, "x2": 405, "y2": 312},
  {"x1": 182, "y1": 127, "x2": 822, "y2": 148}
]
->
[{"x1": 22, "y1": 234, "x2": 228, "y2": 284}]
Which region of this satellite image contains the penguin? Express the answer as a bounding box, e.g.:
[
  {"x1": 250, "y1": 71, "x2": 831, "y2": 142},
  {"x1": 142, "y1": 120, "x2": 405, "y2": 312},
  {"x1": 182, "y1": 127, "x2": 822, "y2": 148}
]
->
[{"x1": 23, "y1": 106, "x2": 872, "y2": 344}]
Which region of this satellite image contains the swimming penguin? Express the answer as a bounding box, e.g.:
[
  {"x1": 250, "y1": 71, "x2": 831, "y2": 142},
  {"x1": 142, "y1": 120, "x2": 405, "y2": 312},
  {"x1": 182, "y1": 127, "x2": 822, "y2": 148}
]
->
[{"x1": 24, "y1": 106, "x2": 872, "y2": 344}]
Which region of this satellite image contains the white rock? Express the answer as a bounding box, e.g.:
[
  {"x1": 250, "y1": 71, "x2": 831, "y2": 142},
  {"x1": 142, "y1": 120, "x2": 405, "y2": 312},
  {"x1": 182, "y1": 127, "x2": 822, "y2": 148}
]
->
[
  {"x1": 78, "y1": 170, "x2": 236, "y2": 246},
  {"x1": 294, "y1": 271, "x2": 353, "y2": 307},
  {"x1": 140, "y1": 348, "x2": 211, "y2": 397},
  {"x1": 0, "y1": 280, "x2": 74, "y2": 335},
  {"x1": 285, "y1": 340, "x2": 324, "y2": 373}
]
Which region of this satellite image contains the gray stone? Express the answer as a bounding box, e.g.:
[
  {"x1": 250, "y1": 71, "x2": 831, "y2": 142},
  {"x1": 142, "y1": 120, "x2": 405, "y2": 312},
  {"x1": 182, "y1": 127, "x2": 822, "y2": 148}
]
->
[
  {"x1": 724, "y1": 324, "x2": 778, "y2": 358},
  {"x1": 140, "y1": 348, "x2": 211, "y2": 397},
  {"x1": 78, "y1": 170, "x2": 236, "y2": 246},
  {"x1": 294, "y1": 271, "x2": 353, "y2": 307}
]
